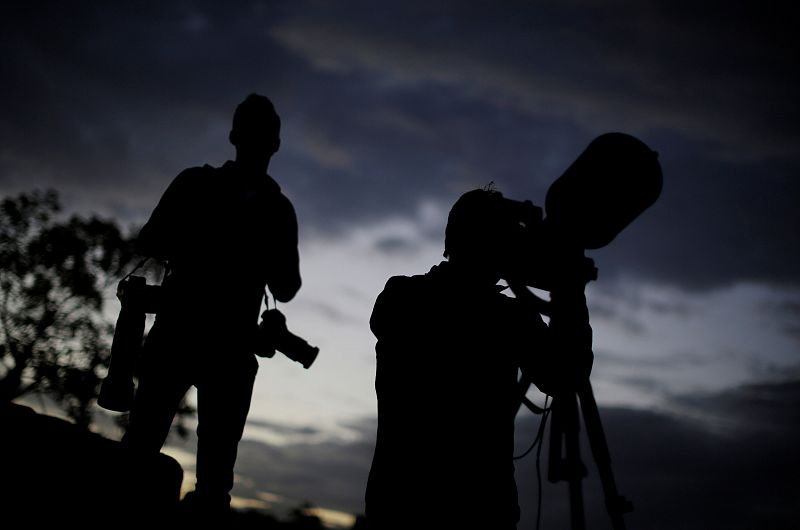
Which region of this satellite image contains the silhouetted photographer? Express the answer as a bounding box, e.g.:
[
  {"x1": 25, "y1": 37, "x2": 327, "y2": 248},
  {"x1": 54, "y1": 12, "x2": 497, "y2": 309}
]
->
[
  {"x1": 365, "y1": 134, "x2": 662, "y2": 530},
  {"x1": 115, "y1": 94, "x2": 312, "y2": 520}
]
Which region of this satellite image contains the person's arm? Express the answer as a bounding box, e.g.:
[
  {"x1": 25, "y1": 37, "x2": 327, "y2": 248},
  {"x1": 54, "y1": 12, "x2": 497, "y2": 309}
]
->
[
  {"x1": 544, "y1": 285, "x2": 593, "y2": 393},
  {"x1": 267, "y1": 195, "x2": 301, "y2": 303},
  {"x1": 509, "y1": 282, "x2": 593, "y2": 397},
  {"x1": 369, "y1": 276, "x2": 409, "y2": 341},
  {"x1": 370, "y1": 276, "x2": 417, "y2": 410}
]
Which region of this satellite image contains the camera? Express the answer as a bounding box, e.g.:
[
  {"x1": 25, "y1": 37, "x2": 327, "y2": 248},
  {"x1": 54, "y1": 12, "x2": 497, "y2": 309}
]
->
[
  {"x1": 497, "y1": 197, "x2": 598, "y2": 291},
  {"x1": 255, "y1": 308, "x2": 319, "y2": 369},
  {"x1": 98, "y1": 275, "x2": 162, "y2": 412},
  {"x1": 496, "y1": 132, "x2": 662, "y2": 290}
]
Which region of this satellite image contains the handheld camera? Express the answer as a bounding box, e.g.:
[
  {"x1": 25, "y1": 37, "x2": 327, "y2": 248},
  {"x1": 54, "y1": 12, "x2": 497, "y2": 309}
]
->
[{"x1": 255, "y1": 308, "x2": 319, "y2": 369}]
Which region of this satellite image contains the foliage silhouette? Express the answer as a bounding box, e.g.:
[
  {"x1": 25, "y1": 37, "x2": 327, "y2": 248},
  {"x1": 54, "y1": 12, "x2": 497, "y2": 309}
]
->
[
  {"x1": 1, "y1": 189, "x2": 133, "y2": 425},
  {"x1": 0, "y1": 189, "x2": 196, "y2": 430}
]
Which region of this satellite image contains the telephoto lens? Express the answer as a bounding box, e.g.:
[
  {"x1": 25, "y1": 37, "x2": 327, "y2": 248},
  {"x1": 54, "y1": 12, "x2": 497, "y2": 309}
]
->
[{"x1": 98, "y1": 278, "x2": 149, "y2": 412}]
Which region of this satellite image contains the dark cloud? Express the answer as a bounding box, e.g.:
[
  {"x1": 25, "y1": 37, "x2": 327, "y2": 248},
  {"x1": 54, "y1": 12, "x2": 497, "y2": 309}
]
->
[
  {"x1": 233, "y1": 427, "x2": 376, "y2": 515},
  {"x1": 244, "y1": 418, "x2": 321, "y2": 438},
  {"x1": 165, "y1": 379, "x2": 800, "y2": 528},
  {"x1": 594, "y1": 349, "x2": 717, "y2": 371},
  {"x1": 761, "y1": 297, "x2": 800, "y2": 342},
  {"x1": 589, "y1": 138, "x2": 800, "y2": 290},
  {"x1": 515, "y1": 382, "x2": 799, "y2": 530},
  {"x1": 298, "y1": 299, "x2": 361, "y2": 325},
  {"x1": 373, "y1": 235, "x2": 422, "y2": 256},
  {"x1": 0, "y1": 1, "x2": 300, "y2": 215},
  {"x1": 1, "y1": 0, "x2": 798, "y2": 291},
  {"x1": 588, "y1": 302, "x2": 648, "y2": 335},
  {"x1": 272, "y1": 1, "x2": 799, "y2": 155}
]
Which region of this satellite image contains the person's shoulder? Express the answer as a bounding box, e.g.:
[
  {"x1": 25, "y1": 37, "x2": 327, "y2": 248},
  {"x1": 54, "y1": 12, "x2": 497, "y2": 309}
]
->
[
  {"x1": 371, "y1": 275, "x2": 424, "y2": 333},
  {"x1": 382, "y1": 274, "x2": 427, "y2": 296},
  {"x1": 169, "y1": 164, "x2": 215, "y2": 187},
  {"x1": 256, "y1": 172, "x2": 292, "y2": 207},
  {"x1": 273, "y1": 188, "x2": 295, "y2": 209},
  {"x1": 179, "y1": 163, "x2": 216, "y2": 176},
  {"x1": 374, "y1": 275, "x2": 417, "y2": 305},
  {"x1": 375, "y1": 274, "x2": 433, "y2": 312},
  {"x1": 265, "y1": 189, "x2": 296, "y2": 227}
]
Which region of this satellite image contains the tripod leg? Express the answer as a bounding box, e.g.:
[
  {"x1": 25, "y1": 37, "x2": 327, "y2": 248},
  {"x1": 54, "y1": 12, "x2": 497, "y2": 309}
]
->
[
  {"x1": 547, "y1": 395, "x2": 564, "y2": 483},
  {"x1": 578, "y1": 381, "x2": 633, "y2": 530},
  {"x1": 549, "y1": 393, "x2": 587, "y2": 530}
]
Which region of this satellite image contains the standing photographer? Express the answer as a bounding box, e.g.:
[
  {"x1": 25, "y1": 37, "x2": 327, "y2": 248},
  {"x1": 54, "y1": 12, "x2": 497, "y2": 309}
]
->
[
  {"x1": 365, "y1": 188, "x2": 593, "y2": 530},
  {"x1": 123, "y1": 94, "x2": 301, "y2": 519}
]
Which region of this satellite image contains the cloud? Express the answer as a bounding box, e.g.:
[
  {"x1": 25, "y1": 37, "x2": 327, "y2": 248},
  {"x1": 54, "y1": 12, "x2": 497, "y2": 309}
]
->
[
  {"x1": 0, "y1": 1, "x2": 294, "y2": 217},
  {"x1": 253, "y1": 232, "x2": 798, "y2": 434},
  {"x1": 244, "y1": 418, "x2": 322, "y2": 438},
  {"x1": 4, "y1": 0, "x2": 798, "y2": 441},
  {"x1": 516, "y1": 382, "x2": 799, "y2": 529},
  {"x1": 165, "y1": 379, "x2": 800, "y2": 528},
  {"x1": 270, "y1": 1, "x2": 800, "y2": 159},
  {"x1": 581, "y1": 280, "x2": 800, "y2": 405},
  {"x1": 267, "y1": 2, "x2": 800, "y2": 290},
  {"x1": 2, "y1": 1, "x2": 798, "y2": 291},
  {"x1": 293, "y1": 129, "x2": 356, "y2": 172}
]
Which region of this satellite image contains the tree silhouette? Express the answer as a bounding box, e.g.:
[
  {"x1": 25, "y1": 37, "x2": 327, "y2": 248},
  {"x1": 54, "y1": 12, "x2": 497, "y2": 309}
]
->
[{"x1": 1, "y1": 189, "x2": 139, "y2": 427}]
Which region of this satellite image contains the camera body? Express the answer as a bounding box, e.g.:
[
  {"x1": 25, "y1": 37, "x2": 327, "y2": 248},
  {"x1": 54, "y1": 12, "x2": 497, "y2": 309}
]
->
[
  {"x1": 255, "y1": 308, "x2": 319, "y2": 369},
  {"x1": 495, "y1": 197, "x2": 598, "y2": 291}
]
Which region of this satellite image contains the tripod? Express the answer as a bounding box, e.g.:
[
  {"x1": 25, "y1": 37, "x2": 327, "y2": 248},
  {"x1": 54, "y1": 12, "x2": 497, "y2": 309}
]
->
[
  {"x1": 507, "y1": 130, "x2": 661, "y2": 529},
  {"x1": 518, "y1": 375, "x2": 632, "y2": 530},
  {"x1": 514, "y1": 264, "x2": 633, "y2": 530}
]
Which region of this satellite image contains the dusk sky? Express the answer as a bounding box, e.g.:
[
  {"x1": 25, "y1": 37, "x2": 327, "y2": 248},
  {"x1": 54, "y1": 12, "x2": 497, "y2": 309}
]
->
[{"x1": 2, "y1": 1, "x2": 798, "y2": 528}]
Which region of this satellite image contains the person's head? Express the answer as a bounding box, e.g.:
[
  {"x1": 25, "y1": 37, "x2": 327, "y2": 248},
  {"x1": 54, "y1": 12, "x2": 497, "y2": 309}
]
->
[
  {"x1": 229, "y1": 94, "x2": 281, "y2": 159},
  {"x1": 444, "y1": 186, "x2": 516, "y2": 279}
]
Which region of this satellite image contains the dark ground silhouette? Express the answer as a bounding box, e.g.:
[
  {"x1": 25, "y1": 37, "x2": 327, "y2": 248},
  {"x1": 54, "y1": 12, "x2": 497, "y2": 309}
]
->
[
  {"x1": 0, "y1": 402, "x2": 182, "y2": 528},
  {"x1": 0, "y1": 402, "x2": 364, "y2": 529}
]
